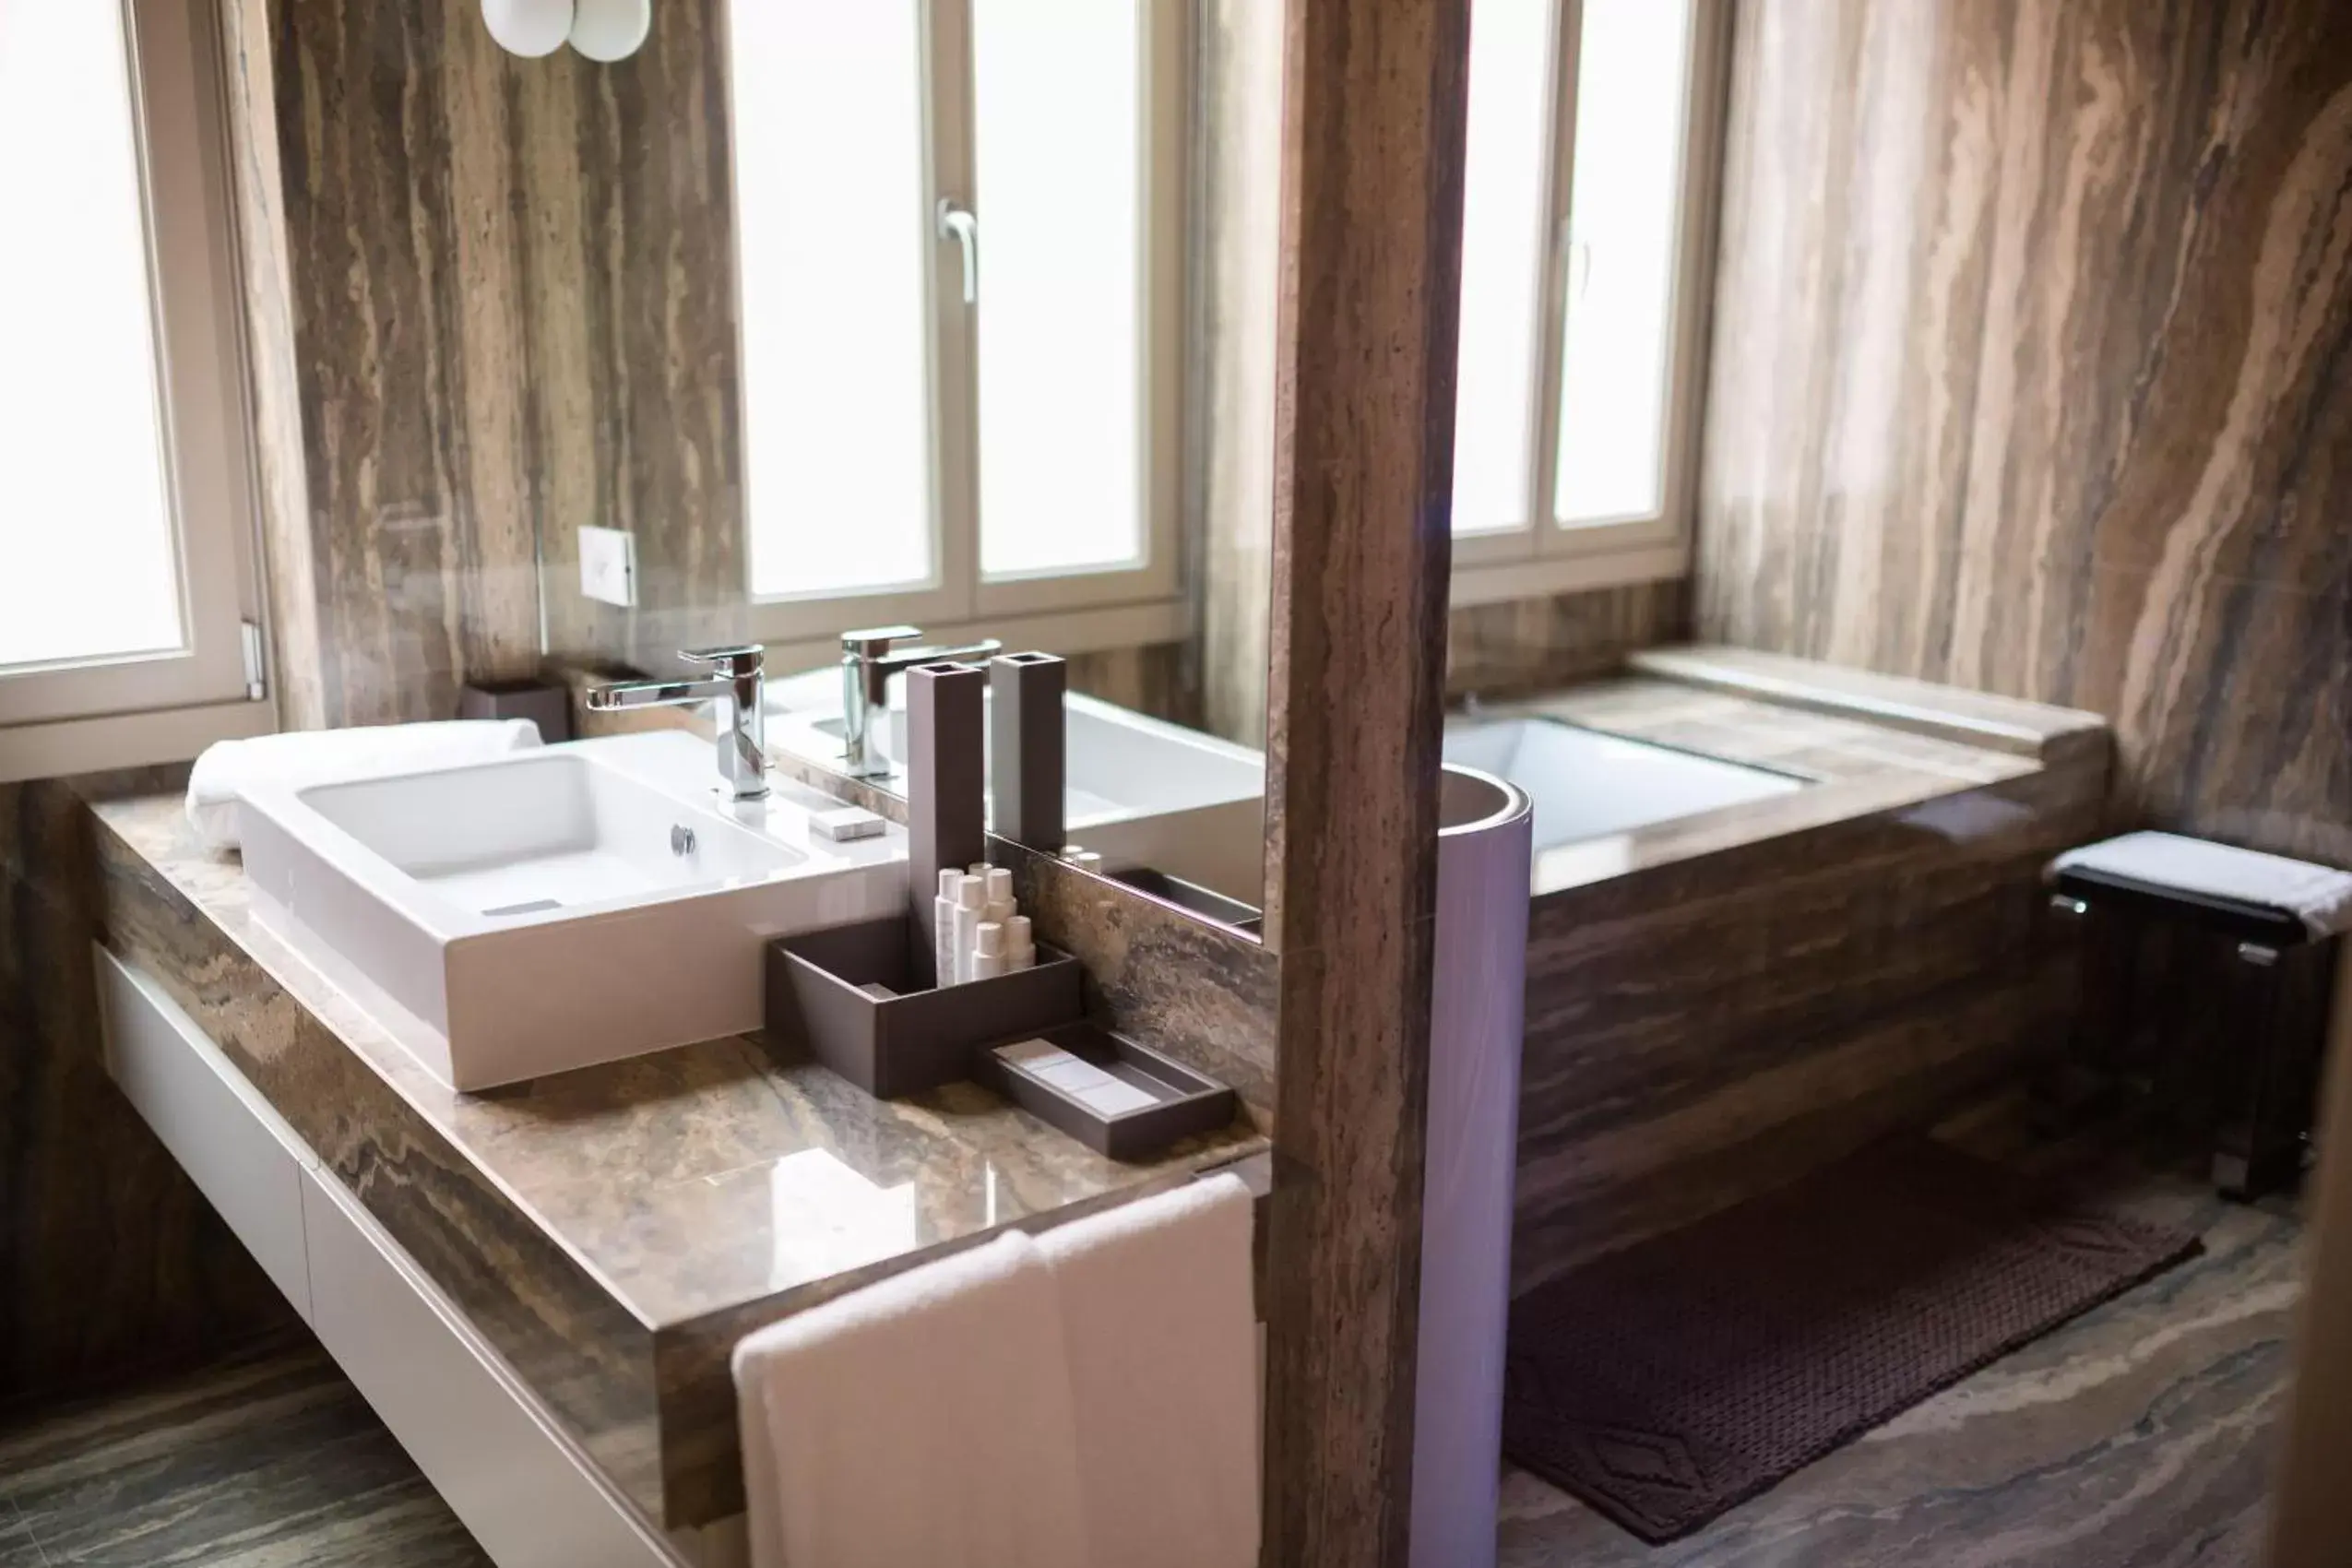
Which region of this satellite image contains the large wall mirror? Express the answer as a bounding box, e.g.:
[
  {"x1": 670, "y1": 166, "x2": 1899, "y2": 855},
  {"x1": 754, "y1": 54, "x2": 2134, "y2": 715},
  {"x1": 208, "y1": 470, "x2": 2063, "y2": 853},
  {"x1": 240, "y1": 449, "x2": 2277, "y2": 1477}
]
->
[{"x1": 540, "y1": 0, "x2": 1287, "y2": 932}]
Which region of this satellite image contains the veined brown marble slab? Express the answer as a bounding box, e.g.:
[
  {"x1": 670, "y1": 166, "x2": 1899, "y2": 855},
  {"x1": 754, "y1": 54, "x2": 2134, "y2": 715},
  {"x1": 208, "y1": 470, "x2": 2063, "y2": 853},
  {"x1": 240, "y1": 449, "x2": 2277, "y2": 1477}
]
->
[
  {"x1": 89, "y1": 795, "x2": 1265, "y2": 1527},
  {"x1": 0, "y1": 771, "x2": 296, "y2": 1406},
  {"x1": 1694, "y1": 0, "x2": 2352, "y2": 867},
  {"x1": 1492, "y1": 669, "x2": 2111, "y2": 1290}
]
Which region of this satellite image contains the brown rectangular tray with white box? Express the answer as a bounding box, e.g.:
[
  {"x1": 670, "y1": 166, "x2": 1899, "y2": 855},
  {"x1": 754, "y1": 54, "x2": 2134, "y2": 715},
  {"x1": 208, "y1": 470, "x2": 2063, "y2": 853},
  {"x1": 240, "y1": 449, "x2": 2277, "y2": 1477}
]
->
[
  {"x1": 764, "y1": 916, "x2": 1236, "y2": 1158},
  {"x1": 969, "y1": 1022, "x2": 1237, "y2": 1161}
]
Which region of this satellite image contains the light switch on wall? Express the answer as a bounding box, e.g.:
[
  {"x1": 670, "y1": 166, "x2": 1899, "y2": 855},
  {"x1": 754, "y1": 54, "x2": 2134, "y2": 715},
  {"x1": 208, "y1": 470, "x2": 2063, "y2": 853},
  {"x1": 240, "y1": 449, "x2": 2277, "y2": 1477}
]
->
[{"x1": 578, "y1": 526, "x2": 636, "y2": 608}]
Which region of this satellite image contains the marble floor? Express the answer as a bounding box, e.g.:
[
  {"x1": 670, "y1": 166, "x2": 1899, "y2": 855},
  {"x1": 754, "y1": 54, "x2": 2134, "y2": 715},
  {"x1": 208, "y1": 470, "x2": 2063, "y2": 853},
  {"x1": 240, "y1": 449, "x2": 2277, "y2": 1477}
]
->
[
  {"x1": 1499, "y1": 1108, "x2": 2300, "y2": 1568},
  {"x1": 0, "y1": 1336, "x2": 487, "y2": 1567}
]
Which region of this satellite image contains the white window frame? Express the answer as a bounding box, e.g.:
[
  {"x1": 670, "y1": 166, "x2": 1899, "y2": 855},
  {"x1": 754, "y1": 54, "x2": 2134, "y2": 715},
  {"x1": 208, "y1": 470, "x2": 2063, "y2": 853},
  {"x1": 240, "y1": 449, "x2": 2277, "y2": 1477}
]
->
[
  {"x1": 721, "y1": 0, "x2": 1189, "y2": 657},
  {"x1": 0, "y1": 0, "x2": 270, "y2": 782},
  {"x1": 1449, "y1": 0, "x2": 1730, "y2": 610}
]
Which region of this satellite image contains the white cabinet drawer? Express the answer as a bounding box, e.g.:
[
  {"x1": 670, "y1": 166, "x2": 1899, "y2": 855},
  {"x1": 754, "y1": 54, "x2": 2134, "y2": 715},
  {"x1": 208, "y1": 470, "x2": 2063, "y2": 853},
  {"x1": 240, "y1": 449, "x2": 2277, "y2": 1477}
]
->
[
  {"x1": 95, "y1": 944, "x2": 314, "y2": 1320},
  {"x1": 301, "y1": 1168, "x2": 681, "y2": 1568}
]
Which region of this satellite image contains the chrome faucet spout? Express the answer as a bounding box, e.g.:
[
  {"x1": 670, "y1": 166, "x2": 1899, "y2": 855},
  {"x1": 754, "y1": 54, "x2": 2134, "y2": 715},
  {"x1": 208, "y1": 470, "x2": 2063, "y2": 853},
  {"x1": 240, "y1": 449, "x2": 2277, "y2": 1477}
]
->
[
  {"x1": 837, "y1": 626, "x2": 1003, "y2": 778},
  {"x1": 585, "y1": 676, "x2": 731, "y2": 711},
  {"x1": 585, "y1": 645, "x2": 770, "y2": 801}
]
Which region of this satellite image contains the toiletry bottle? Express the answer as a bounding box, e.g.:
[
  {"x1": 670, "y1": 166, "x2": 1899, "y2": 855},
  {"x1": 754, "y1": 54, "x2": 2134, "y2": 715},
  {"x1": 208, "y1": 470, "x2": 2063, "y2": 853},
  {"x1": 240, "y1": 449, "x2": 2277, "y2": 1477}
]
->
[
  {"x1": 971, "y1": 921, "x2": 1006, "y2": 980},
  {"x1": 951, "y1": 874, "x2": 986, "y2": 984},
  {"x1": 1004, "y1": 914, "x2": 1036, "y2": 972},
  {"x1": 932, "y1": 869, "x2": 962, "y2": 991},
  {"x1": 982, "y1": 865, "x2": 1016, "y2": 931}
]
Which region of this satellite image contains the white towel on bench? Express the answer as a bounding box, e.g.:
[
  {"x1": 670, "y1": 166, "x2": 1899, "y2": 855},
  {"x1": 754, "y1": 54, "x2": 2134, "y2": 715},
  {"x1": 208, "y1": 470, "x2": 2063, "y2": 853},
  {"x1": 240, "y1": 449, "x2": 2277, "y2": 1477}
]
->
[{"x1": 2050, "y1": 831, "x2": 2352, "y2": 940}]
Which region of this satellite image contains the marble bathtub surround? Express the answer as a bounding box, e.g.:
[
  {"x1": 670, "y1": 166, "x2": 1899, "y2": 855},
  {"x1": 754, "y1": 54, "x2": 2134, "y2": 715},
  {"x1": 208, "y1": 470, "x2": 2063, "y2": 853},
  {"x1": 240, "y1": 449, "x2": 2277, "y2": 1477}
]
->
[
  {"x1": 91, "y1": 794, "x2": 1265, "y2": 1527},
  {"x1": 1494, "y1": 667, "x2": 2112, "y2": 1292},
  {"x1": 1694, "y1": 0, "x2": 2352, "y2": 868}
]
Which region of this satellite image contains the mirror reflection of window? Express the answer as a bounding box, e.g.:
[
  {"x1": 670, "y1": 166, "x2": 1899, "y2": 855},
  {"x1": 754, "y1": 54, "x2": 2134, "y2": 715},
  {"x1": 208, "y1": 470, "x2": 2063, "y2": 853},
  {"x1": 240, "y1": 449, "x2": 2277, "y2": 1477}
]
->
[
  {"x1": 1447, "y1": 0, "x2": 1715, "y2": 595},
  {"x1": 732, "y1": 0, "x2": 936, "y2": 604},
  {"x1": 726, "y1": 0, "x2": 1182, "y2": 644}
]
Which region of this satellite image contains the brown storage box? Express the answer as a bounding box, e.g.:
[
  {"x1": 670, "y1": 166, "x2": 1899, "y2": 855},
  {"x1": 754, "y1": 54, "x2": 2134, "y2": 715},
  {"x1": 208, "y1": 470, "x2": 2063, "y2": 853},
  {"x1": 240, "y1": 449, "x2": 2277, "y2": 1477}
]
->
[{"x1": 765, "y1": 915, "x2": 1084, "y2": 1099}]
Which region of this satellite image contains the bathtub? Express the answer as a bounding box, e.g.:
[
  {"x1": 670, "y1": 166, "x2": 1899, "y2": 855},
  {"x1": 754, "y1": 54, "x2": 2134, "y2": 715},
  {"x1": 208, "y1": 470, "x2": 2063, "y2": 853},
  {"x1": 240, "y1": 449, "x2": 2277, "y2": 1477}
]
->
[
  {"x1": 1441, "y1": 650, "x2": 2111, "y2": 1302},
  {"x1": 1443, "y1": 713, "x2": 1806, "y2": 854}
]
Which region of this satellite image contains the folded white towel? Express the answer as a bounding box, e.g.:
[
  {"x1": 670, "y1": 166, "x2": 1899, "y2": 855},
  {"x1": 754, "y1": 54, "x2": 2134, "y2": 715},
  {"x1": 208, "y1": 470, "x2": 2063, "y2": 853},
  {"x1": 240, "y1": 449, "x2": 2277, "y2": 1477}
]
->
[
  {"x1": 733, "y1": 1229, "x2": 1091, "y2": 1568},
  {"x1": 184, "y1": 719, "x2": 543, "y2": 850},
  {"x1": 2050, "y1": 830, "x2": 2352, "y2": 939},
  {"x1": 1040, "y1": 1173, "x2": 1260, "y2": 1568},
  {"x1": 731, "y1": 1174, "x2": 1260, "y2": 1568}
]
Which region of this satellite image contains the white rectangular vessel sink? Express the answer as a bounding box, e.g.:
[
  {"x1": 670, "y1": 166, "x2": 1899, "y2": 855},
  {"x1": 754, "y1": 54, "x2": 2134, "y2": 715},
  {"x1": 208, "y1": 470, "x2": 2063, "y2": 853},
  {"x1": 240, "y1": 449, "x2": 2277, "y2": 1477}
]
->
[{"x1": 238, "y1": 732, "x2": 905, "y2": 1090}]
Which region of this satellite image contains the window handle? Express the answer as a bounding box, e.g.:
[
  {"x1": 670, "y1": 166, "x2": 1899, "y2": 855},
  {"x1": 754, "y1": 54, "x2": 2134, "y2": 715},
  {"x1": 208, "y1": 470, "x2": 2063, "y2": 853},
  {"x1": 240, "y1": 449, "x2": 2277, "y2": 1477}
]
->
[{"x1": 936, "y1": 198, "x2": 980, "y2": 304}]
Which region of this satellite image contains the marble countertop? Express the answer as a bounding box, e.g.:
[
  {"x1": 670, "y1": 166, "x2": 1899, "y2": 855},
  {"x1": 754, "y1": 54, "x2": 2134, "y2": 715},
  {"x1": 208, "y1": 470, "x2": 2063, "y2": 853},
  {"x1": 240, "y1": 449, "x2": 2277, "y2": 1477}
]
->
[{"x1": 89, "y1": 791, "x2": 1265, "y2": 1526}]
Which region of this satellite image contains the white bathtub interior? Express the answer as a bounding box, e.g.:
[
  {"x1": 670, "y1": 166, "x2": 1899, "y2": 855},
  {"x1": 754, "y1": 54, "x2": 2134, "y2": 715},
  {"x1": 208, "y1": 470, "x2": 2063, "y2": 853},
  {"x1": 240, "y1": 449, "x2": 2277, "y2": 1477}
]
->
[{"x1": 1442, "y1": 716, "x2": 1806, "y2": 853}]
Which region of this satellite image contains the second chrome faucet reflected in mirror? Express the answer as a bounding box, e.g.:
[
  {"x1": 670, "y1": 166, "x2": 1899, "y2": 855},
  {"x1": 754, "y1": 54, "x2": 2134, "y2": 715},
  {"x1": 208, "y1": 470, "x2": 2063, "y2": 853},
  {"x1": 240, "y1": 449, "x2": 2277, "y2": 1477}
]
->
[{"x1": 838, "y1": 627, "x2": 1003, "y2": 778}]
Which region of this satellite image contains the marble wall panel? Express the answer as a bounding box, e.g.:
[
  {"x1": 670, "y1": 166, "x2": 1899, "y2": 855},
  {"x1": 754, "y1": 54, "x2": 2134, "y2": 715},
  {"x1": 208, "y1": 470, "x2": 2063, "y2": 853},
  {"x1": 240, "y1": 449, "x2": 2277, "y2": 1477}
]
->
[
  {"x1": 1447, "y1": 580, "x2": 1691, "y2": 704},
  {"x1": 0, "y1": 773, "x2": 293, "y2": 1407},
  {"x1": 1696, "y1": 0, "x2": 2352, "y2": 863}
]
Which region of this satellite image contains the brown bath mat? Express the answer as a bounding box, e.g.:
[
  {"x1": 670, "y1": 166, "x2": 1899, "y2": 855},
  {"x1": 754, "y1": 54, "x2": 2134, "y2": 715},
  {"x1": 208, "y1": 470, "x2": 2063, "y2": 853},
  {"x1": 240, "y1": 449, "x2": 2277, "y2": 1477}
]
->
[{"x1": 1502, "y1": 1139, "x2": 2202, "y2": 1543}]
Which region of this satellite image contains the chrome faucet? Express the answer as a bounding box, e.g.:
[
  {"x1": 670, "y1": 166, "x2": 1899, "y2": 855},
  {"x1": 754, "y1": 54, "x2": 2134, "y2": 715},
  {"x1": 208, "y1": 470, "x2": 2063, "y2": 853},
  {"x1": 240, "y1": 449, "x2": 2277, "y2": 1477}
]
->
[
  {"x1": 583, "y1": 645, "x2": 770, "y2": 801},
  {"x1": 838, "y1": 626, "x2": 1004, "y2": 777}
]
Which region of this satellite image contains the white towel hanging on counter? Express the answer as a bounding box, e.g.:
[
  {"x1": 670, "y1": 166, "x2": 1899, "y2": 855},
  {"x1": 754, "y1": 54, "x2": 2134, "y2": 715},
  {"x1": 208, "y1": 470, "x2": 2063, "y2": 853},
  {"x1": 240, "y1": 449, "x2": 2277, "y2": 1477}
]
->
[
  {"x1": 731, "y1": 1172, "x2": 1258, "y2": 1568},
  {"x1": 184, "y1": 719, "x2": 543, "y2": 851},
  {"x1": 1040, "y1": 1173, "x2": 1260, "y2": 1568},
  {"x1": 734, "y1": 1229, "x2": 1090, "y2": 1568}
]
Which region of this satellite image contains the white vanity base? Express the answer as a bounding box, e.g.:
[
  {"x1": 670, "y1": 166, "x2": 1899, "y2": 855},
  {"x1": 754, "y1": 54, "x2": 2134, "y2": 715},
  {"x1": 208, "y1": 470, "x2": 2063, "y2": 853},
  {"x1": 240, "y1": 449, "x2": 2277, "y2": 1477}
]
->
[{"x1": 95, "y1": 945, "x2": 747, "y2": 1568}]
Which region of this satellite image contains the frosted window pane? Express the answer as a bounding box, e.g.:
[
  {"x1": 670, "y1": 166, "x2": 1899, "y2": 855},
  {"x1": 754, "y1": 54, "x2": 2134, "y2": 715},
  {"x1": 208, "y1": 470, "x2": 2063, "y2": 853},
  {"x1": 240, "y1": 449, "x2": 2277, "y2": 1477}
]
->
[
  {"x1": 1449, "y1": 0, "x2": 1553, "y2": 538},
  {"x1": 733, "y1": 0, "x2": 936, "y2": 600},
  {"x1": 1554, "y1": 0, "x2": 1693, "y2": 525},
  {"x1": 972, "y1": 0, "x2": 1144, "y2": 577},
  {"x1": 0, "y1": 0, "x2": 183, "y2": 670}
]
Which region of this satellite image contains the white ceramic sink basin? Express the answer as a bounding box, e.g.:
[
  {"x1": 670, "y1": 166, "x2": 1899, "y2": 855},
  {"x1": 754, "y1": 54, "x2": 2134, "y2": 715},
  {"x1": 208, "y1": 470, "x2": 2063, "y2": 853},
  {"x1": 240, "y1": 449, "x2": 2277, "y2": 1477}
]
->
[
  {"x1": 767, "y1": 671, "x2": 1268, "y2": 902},
  {"x1": 238, "y1": 731, "x2": 905, "y2": 1089}
]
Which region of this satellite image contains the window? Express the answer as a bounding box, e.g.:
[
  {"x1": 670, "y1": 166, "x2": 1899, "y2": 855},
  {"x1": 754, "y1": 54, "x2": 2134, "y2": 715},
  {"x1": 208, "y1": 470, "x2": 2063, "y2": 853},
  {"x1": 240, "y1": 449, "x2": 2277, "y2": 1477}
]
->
[
  {"x1": 1448, "y1": 0, "x2": 1726, "y2": 603},
  {"x1": 726, "y1": 0, "x2": 1185, "y2": 650},
  {"x1": 0, "y1": 0, "x2": 266, "y2": 780}
]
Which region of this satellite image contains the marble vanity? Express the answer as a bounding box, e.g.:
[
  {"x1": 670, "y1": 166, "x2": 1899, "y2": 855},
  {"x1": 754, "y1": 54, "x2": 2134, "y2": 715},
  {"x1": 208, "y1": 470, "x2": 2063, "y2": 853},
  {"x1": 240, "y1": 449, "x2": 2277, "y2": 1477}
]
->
[{"x1": 86, "y1": 784, "x2": 1271, "y2": 1552}]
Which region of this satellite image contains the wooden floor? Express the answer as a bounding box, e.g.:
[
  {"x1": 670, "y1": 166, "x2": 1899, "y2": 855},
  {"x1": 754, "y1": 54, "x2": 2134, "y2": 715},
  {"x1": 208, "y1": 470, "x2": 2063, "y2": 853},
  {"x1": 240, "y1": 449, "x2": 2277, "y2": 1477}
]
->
[
  {"x1": 1499, "y1": 1107, "x2": 2299, "y2": 1567},
  {"x1": 0, "y1": 1111, "x2": 2295, "y2": 1568},
  {"x1": 0, "y1": 1336, "x2": 486, "y2": 1568}
]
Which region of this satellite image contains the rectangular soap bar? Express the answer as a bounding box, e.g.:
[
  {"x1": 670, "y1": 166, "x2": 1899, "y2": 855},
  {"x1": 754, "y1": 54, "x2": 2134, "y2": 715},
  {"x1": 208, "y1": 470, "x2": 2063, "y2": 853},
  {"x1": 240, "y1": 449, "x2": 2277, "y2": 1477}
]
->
[
  {"x1": 993, "y1": 1039, "x2": 1160, "y2": 1116},
  {"x1": 811, "y1": 805, "x2": 885, "y2": 842}
]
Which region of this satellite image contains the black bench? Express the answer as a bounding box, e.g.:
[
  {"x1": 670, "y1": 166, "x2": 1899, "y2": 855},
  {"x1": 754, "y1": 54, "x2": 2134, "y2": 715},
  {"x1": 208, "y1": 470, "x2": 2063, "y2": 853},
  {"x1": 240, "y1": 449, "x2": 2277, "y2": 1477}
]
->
[{"x1": 2048, "y1": 837, "x2": 2343, "y2": 1200}]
